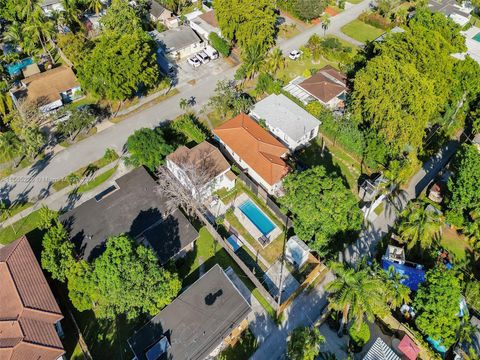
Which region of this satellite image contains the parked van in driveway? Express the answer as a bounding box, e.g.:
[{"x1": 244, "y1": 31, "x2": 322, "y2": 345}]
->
[{"x1": 204, "y1": 45, "x2": 219, "y2": 60}]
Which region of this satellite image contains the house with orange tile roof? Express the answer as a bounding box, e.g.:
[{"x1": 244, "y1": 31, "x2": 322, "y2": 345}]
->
[
  {"x1": 213, "y1": 113, "x2": 290, "y2": 195},
  {"x1": 0, "y1": 236, "x2": 65, "y2": 360}
]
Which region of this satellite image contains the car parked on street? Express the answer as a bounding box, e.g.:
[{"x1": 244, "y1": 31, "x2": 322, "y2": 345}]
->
[
  {"x1": 289, "y1": 50, "x2": 302, "y2": 60},
  {"x1": 187, "y1": 56, "x2": 201, "y2": 68}
]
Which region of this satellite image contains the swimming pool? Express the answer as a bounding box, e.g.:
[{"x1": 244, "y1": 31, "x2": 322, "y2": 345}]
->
[
  {"x1": 473, "y1": 32, "x2": 480, "y2": 43},
  {"x1": 239, "y1": 199, "x2": 275, "y2": 236}
]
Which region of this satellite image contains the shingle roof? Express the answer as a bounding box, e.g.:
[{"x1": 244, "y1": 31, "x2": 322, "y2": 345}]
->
[
  {"x1": 0, "y1": 236, "x2": 64, "y2": 360},
  {"x1": 13, "y1": 65, "x2": 79, "y2": 107},
  {"x1": 167, "y1": 141, "x2": 230, "y2": 182},
  {"x1": 59, "y1": 167, "x2": 199, "y2": 263},
  {"x1": 128, "y1": 265, "x2": 251, "y2": 360},
  {"x1": 199, "y1": 10, "x2": 218, "y2": 28},
  {"x1": 213, "y1": 113, "x2": 289, "y2": 186},
  {"x1": 298, "y1": 65, "x2": 347, "y2": 103},
  {"x1": 250, "y1": 94, "x2": 320, "y2": 143},
  {"x1": 150, "y1": 0, "x2": 168, "y2": 18}
]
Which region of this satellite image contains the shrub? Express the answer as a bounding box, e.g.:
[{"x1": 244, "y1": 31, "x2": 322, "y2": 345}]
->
[
  {"x1": 358, "y1": 11, "x2": 391, "y2": 30},
  {"x1": 255, "y1": 73, "x2": 283, "y2": 95},
  {"x1": 171, "y1": 114, "x2": 208, "y2": 144},
  {"x1": 208, "y1": 32, "x2": 231, "y2": 57},
  {"x1": 349, "y1": 322, "x2": 370, "y2": 347}
]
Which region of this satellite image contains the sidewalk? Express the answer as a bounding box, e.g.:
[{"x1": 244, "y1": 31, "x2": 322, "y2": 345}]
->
[{"x1": 0, "y1": 160, "x2": 128, "y2": 229}]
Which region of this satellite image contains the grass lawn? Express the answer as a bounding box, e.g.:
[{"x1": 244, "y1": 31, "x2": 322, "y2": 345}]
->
[
  {"x1": 52, "y1": 152, "x2": 119, "y2": 192},
  {"x1": 441, "y1": 227, "x2": 470, "y2": 262},
  {"x1": 347, "y1": 0, "x2": 364, "y2": 3},
  {"x1": 0, "y1": 208, "x2": 57, "y2": 245},
  {"x1": 76, "y1": 166, "x2": 117, "y2": 194},
  {"x1": 3, "y1": 202, "x2": 34, "y2": 217},
  {"x1": 278, "y1": 24, "x2": 301, "y2": 40},
  {"x1": 276, "y1": 56, "x2": 339, "y2": 83},
  {"x1": 204, "y1": 109, "x2": 233, "y2": 130},
  {"x1": 341, "y1": 19, "x2": 385, "y2": 42},
  {"x1": 177, "y1": 227, "x2": 277, "y2": 318},
  {"x1": 374, "y1": 202, "x2": 384, "y2": 216},
  {"x1": 297, "y1": 137, "x2": 361, "y2": 195},
  {"x1": 219, "y1": 329, "x2": 258, "y2": 360}
]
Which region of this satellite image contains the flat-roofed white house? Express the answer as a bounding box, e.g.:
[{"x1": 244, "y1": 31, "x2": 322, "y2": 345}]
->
[
  {"x1": 250, "y1": 93, "x2": 321, "y2": 151},
  {"x1": 149, "y1": 25, "x2": 203, "y2": 59},
  {"x1": 40, "y1": 0, "x2": 64, "y2": 15},
  {"x1": 166, "y1": 141, "x2": 236, "y2": 200}
]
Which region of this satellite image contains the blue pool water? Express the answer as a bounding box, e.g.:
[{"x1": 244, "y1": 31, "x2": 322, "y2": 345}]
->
[
  {"x1": 239, "y1": 200, "x2": 275, "y2": 236},
  {"x1": 473, "y1": 32, "x2": 480, "y2": 43},
  {"x1": 6, "y1": 58, "x2": 33, "y2": 76},
  {"x1": 382, "y1": 258, "x2": 426, "y2": 291}
]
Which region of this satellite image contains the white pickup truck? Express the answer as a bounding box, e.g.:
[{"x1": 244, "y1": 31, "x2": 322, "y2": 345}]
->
[{"x1": 204, "y1": 45, "x2": 219, "y2": 60}]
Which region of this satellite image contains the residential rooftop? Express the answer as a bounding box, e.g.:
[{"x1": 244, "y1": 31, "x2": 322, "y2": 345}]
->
[
  {"x1": 213, "y1": 113, "x2": 289, "y2": 186},
  {"x1": 150, "y1": 25, "x2": 202, "y2": 52},
  {"x1": 250, "y1": 93, "x2": 321, "y2": 142},
  {"x1": 0, "y1": 236, "x2": 64, "y2": 360},
  {"x1": 59, "y1": 166, "x2": 198, "y2": 264},
  {"x1": 128, "y1": 264, "x2": 251, "y2": 360},
  {"x1": 298, "y1": 65, "x2": 347, "y2": 104}
]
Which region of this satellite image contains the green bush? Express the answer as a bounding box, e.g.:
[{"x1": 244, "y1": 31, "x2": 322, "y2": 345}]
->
[
  {"x1": 349, "y1": 322, "x2": 370, "y2": 346},
  {"x1": 208, "y1": 32, "x2": 231, "y2": 57},
  {"x1": 171, "y1": 114, "x2": 208, "y2": 144},
  {"x1": 255, "y1": 73, "x2": 283, "y2": 95},
  {"x1": 358, "y1": 12, "x2": 391, "y2": 30}
]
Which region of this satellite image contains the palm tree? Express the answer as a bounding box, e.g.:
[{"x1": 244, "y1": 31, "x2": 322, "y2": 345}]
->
[
  {"x1": 18, "y1": 0, "x2": 40, "y2": 20},
  {"x1": 0, "y1": 201, "x2": 17, "y2": 235},
  {"x1": 241, "y1": 43, "x2": 266, "y2": 81},
  {"x1": 60, "y1": 0, "x2": 83, "y2": 29},
  {"x1": 179, "y1": 98, "x2": 188, "y2": 110},
  {"x1": 321, "y1": 13, "x2": 330, "y2": 36},
  {"x1": 24, "y1": 8, "x2": 56, "y2": 63},
  {"x1": 325, "y1": 262, "x2": 388, "y2": 336},
  {"x1": 265, "y1": 48, "x2": 285, "y2": 76},
  {"x1": 0, "y1": 132, "x2": 21, "y2": 166},
  {"x1": 397, "y1": 200, "x2": 443, "y2": 253},
  {"x1": 379, "y1": 265, "x2": 411, "y2": 310},
  {"x1": 87, "y1": 0, "x2": 103, "y2": 15},
  {"x1": 0, "y1": 81, "x2": 14, "y2": 118}
]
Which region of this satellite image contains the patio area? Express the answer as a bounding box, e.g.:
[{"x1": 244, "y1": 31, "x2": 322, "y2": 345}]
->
[{"x1": 263, "y1": 259, "x2": 300, "y2": 303}]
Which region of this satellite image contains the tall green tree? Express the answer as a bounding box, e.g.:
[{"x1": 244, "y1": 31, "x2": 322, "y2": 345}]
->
[
  {"x1": 287, "y1": 327, "x2": 325, "y2": 360},
  {"x1": 41, "y1": 220, "x2": 76, "y2": 282},
  {"x1": 100, "y1": 0, "x2": 141, "y2": 33},
  {"x1": 397, "y1": 200, "x2": 443, "y2": 253},
  {"x1": 325, "y1": 262, "x2": 388, "y2": 334},
  {"x1": 57, "y1": 32, "x2": 91, "y2": 68},
  {"x1": 238, "y1": 43, "x2": 266, "y2": 80},
  {"x1": 378, "y1": 265, "x2": 411, "y2": 310},
  {"x1": 23, "y1": 7, "x2": 55, "y2": 63},
  {"x1": 67, "y1": 235, "x2": 181, "y2": 319},
  {"x1": 413, "y1": 268, "x2": 462, "y2": 348},
  {"x1": 446, "y1": 144, "x2": 480, "y2": 226},
  {"x1": 57, "y1": 107, "x2": 96, "y2": 141},
  {"x1": 293, "y1": 0, "x2": 327, "y2": 22},
  {"x1": 207, "y1": 80, "x2": 253, "y2": 116},
  {"x1": 125, "y1": 127, "x2": 173, "y2": 171},
  {"x1": 265, "y1": 48, "x2": 285, "y2": 76},
  {"x1": 87, "y1": 0, "x2": 103, "y2": 15},
  {"x1": 280, "y1": 166, "x2": 362, "y2": 252},
  {"x1": 0, "y1": 131, "x2": 21, "y2": 165},
  {"x1": 214, "y1": 0, "x2": 276, "y2": 51},
  {"x1": 78, "y1": 30, "x2": 159, "y2": 101}
]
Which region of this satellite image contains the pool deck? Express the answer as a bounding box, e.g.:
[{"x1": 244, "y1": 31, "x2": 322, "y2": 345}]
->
[
  {"x1": 461, "y1": 26, "x2": 480, "y2": 64},
  {"x1": 232, "y1": 193, "x2": 282, "y2": 247}
]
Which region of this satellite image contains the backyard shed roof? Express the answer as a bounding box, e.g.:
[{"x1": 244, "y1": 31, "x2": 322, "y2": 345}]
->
[
  {"x1": 363, "y1": 337, "x2": 401, "y2": 360},
  {"x1": 213, "y1": 113, "x2": 289, "y2": 186},
  {"x1": 128, "y1": 264, "x2": 251, "y2": 360},
  {"x1": 199, "y1": 10, "x2": 218, "y2": 28},
  {"x1": 298, "y1": 65, "x2": 347, "y2": 103},
  {"x1": 13, "y1": 65, "x2": 79, "y2": 106},
  {"x1": 398, "y1": 335, "x2": 419, "y2": 360},
  {"x1": 250, "y1": 93, "x2": 320, "y2": 142},
  {"x1": 150, "y1": 25, "x2": 202, "y2": 52},
  {"x1": 150, "y1": 0, "x2": 168, "y2": 18},
  {"x1": 59, "y1": 166, "x2": 198, "y2": 263},
  {"x1": 0, "y1": 236, "x2": 64, "y2": 360}
]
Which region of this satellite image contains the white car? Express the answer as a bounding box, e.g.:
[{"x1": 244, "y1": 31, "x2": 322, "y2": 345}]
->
[
  {"x1": 195, "y1": 51, "x2": 210, "y2": 64},
  {"x1": 187, "y1": 56, "x2": 201, "y2": 68},
  {"x1": 289, "y1": 50, "x2": 302, "y2": 60}
]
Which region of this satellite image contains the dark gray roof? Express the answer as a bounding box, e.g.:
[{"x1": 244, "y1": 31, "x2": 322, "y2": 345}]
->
[
  {"x1": 60, "y1": 167, "x2": 198, "y2": 264},
  {"x1": 150, "y1": 0, "x2": 168, "y2": 18},
  {"x1": 128, "y1": 264, "x2": 251, "y2": 360},
  {"x1": 150, "y1": 26, "x2": 202, "y2": 53},
  {"x1": 427, "y1": 0, "x2": 472, "y2": 17}
]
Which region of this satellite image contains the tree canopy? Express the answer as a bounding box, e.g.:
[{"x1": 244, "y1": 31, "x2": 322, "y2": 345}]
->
[
  {"x1": 100, "y1": 0, "x2": 142, "y2": 33},
  {"x1": 41, "y1": 220, "x2": 75, "y2": 282},
  {"x1": 287, "y1": 327, "x2": 325, "y2": 360},
  {"x1": 413, "y1": 268, "x2": 462, "y2": 348},
  {"x1": 66, "y1": 235, "x2": 181, "y2": 319},
  {"x1": 446, "y1": 144, "x2": 480, "y2": 226},
  {"x1": 78, "y1": 30, "x2": 159, "y2": 101},
  {"x1": 214, "y1": 0, "x2": 276, "y2": 51},
  {"x1": 280, "y1": 166, "x2": 362, "y2": 252},
  {"x1": 125, "y1": 127, "x2": 173, "y2": 171}
]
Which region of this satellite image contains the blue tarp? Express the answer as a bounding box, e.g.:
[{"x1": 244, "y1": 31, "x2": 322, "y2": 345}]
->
[
  {"x1": 6, "y1": 58, "x2": 33, "y2": 76},
  {"x1": 382, "y1": 258, "x2": 426, "y2": 291}
]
